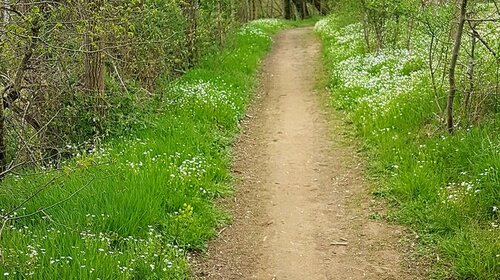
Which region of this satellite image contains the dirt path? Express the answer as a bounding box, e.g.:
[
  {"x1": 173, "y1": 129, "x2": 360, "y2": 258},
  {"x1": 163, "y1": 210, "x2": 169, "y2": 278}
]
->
[{"x1": 194, "y1": 27, "x2": 418, "y2": 280}]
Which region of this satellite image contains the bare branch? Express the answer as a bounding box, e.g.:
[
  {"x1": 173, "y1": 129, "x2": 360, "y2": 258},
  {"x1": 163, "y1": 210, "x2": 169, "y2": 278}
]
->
[
  {"x1": 3, "y1": 177, "x2": 97, "y2": 222},
  {"x1": 3, "y1": 176, "x2": 60, "y2": 218},
  {"x1": 467, "y1": 23, "x2": 499, "y2": 61},
  {"x1": 466, "y1": 17, "x2": 499, "y2": 22}
]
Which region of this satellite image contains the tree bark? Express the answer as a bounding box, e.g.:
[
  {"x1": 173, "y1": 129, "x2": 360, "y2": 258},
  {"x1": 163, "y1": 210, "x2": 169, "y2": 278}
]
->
[
  {"x1": 464, "y1": 21, "x2": 477, "y2": 115},
  {"x1": 83, "y1": 0, "x2": 106, "y2": 122},
  {"x1": 1, "y1": 0, "x2": 10, "y2": 38},
  {"x1": 361, "y1": 0, "x2": 371, "y2": 51},
  {"x1": 291, "y1": 0, "x2": 304, "y2": 19},
  {"x1": 181, "y1": 0, "x2": 198, "y2": 66},
  {"x1": 217, "y1": 0, "x2": 223, "y2": 46},
  {"x1": 251, "y1": 0, "x2": 256, "y2": 20},
  {"x1": 301, "y1": 0, "x2": 308, "y2": 19},
  {"x1": 406, "y1": 16, "x2": 414, "y2": 50},
  {"x1": 284, "y1": 0, "x2": 292, "y2": 19},
  {"x1": 0, "y1": 101, "x2": 6, "y2": 173},
  {"x1": 84, "y1": 36, "x2": 105, "y2": 94},
  {"x1": 269, "y1": 0, "x2": 274, "y2": 17},
  {"x1": 446, "y1": 0, "x2": 468, "y2": 133},
  {"x1": 374, "y1": 19, "x2": 384, "y2": 50},
  {"x1": 310, "y1": 0, "x2": 328, "y2": 15},
  {"x1": 84, "y1": 32, "x2": 105, "y2": 119}
]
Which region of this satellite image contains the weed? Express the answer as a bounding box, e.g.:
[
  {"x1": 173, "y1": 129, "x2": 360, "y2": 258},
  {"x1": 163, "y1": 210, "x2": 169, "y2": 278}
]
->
[
  {"x1": 0, "y1": 19, "x2": 286, "y2": 279},
  {"x1": 317, "y1": 15, "x2": 499, "y2": 279}
]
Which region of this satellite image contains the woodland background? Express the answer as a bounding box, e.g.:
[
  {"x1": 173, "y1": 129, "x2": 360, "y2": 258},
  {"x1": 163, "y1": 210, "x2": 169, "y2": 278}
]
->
[{"x1": 0, "y1": 0, "x2": 328, "y2": 176}]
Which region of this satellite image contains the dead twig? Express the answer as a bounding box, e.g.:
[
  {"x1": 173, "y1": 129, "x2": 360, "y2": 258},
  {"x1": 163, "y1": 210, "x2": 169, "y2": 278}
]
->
[
  {"x1": 0, "y1": 176, "x2": 99, "y2": 240},
  {"x1": 3, "y1": 176, "x2": 60, "y2": 218}
]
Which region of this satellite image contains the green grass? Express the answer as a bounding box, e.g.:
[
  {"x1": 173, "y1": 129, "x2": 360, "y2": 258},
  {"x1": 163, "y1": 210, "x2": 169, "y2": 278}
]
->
[
  {"x1": 287, "y1": 15, "x2": 322, "y2": 27},
  {"x1": 316, "y1": 15, "x2": 499, "y2": 280},
  {"x1": 0, "y1": 19, "x2": 287, "y2": 279}
]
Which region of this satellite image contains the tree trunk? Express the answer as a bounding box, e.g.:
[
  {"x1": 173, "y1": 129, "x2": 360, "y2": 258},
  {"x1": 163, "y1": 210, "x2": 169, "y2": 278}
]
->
[
  {"x1": 251, "y1": 0, "x2": 256, "y2": 20},
  {"x1": 446, "y1": 0, "x2": 468, "y2": 133},
  {"x1": 291, "y1": 0, "x2": 303, "y2": 19},
  {"x1": 217, "y1": 0, "x2": 223, "y2": 46},
  {"x1": 84, "y1": 37, "x2": 104, "y2": 94},
  {"x1": 84, "y1": 33, "x2": 105, "y2": 119},
  {"x1": 0, "y1": 1, "x2": 9, "y2": 42},
  {"x1": 270, "y1": 0, "x2": 274, "y2": 17},
  {"x1": 284, "y1": 0, "x2": 292, "y2": 19},
  {"x1": 181, "y1": 0, "x2": 198, "y2": 66},
  {"x1": 310, "y1": 0, "x2": 328, "y2": 15},
  {"x1": 393, "y1": 15, "x2": 400, "y2": 48},
  {"x1": 361, "y1": 0, "x2": 371, "y2": 51},
  {"x1": 406, "y1": 16, "x2": 414, "y2": 50},
  {"x1": 2, "y1": 0, "x2": 9, "y2": 22},
  {"x1": 258, "y1": 0, "x2": 265, "y2": 18},
  {"x1": 464, "y1": 22, "x2": 477, "y2": 116},
  {"x1": 301, "y1": 0, "x2": 308, "y2": 19},
  {"x1": 0, "y1": 102, "x2": 6, "y2": 174},
  {"x1": 83, "y1": 0, "x2": 106, "y2": 122},
  {"x1": 374, "y1": 19, "x2": 384, "y2": 50}
]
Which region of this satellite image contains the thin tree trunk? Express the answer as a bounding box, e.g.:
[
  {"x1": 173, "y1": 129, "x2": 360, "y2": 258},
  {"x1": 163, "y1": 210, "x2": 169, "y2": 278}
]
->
[
  {"x1": 217, "y1": 0, "x2": 223, "y2": 46},
  {"x1": 244, "y1": 0, "x2": 249, "y2": 21},
  {"x1": 1, "y1": 0, "x2": 10, "y2": 38},
  {"x1": 0, "y1": 103, "x2": 5, "y2": 173},
  {"x1": 291, "y1": 0, "x2": 303, "y2": 19},
  {"x1": 406, "y1": 16, "x2": 414, "y2": 50},
  {"x1": 374, "y1": 20, "x2": 384, "y2": 50},
  {"x1": 84, "y1": 33, "x2": 105, "y2": 119},
  {"x1": 301, "y1": 0, "x2": 308, "y2": 18},
  {"x1": 181, "y1": 0, "x2": 198, "y2": 65},
  {"x1": 258, "y1": 0, "x2": 265, "y2": 18},
  {"x1": 446, "y1": 0, "x2": 468, "y2": 133},
  {"x1": 284, "y1": 0, "x2": 292, "y2": 19},
  {"x1": 270, "y1": 0, "x2": 274, "y2": 17},
  {"x1": 83, "y1": 0, "x2": 106, "y2": 122},
  {"x1": 251, "y1": 0, "x2": 256, "y2": 20},
  {"x1": 309, "y1": 0, "x2": 327, "y2": 15},
  {"x1": 84, "y1": 37, "x2": 105, "y2": 94},
  {"x1": 361, "y1": 0, "x2": 371, "y2": 51},
  {"x1": 393, "y1": 15, "x2": 400, "y2": 48},
  {"x1": 464, "y1": 23, "x2": 477, "y2": 115}
]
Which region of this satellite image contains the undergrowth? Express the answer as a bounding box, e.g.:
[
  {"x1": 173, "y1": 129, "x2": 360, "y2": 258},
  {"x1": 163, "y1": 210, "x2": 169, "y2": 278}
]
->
[
  {"x1": 316, "y1": 15, "x2": 499, "y2": 280},
  {"x1": 0, "y1": 19, "x2": 286, "y2": 279}
]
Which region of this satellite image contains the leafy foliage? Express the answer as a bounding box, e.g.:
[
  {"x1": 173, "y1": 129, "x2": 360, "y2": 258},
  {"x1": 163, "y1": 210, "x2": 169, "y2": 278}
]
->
[{"x1": 0, "y1": 0, "x2": 243, "y2": 169}]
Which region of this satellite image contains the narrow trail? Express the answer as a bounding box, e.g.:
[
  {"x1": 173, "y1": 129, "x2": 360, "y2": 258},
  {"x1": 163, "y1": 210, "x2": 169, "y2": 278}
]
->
[{"x1": 195, "y1": 27, "x2": 417, "y2": 280}]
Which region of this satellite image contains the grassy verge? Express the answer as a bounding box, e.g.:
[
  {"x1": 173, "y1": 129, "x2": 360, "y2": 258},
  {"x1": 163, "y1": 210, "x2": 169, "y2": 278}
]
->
[
  {"x1": 316, "y1": 15, "x2": 499, "y2": 280},
  {"x1": 0, "y1": 19, "x2": 287, "y2": 279}
]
